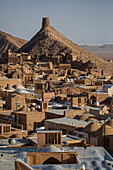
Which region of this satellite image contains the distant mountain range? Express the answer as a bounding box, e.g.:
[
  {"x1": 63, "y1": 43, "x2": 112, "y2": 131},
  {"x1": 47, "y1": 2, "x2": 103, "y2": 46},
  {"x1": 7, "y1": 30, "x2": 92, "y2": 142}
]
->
[
  {"x1": 81, "y1": 44, "x2": 113, "y2": 60},
  {"x1": 0, "y1": 30, "x2": 27, "y2": 53}
]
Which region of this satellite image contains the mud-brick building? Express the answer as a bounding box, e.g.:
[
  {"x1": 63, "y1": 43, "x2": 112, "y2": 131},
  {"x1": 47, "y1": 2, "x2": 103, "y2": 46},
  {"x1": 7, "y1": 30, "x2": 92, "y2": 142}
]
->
[
  {"x1": 88, "y1": 122, "x2": 113, "y2": 149},
  {"x1": 54, "y1": 86, "x2": 88, "y2": 96},
  {"x1": 11, "y1": 110, "x2": 45, "y2": 131},
  {"x1": 89, "y1": 105, "x2": 109, "y2": 119},
  {"x1": 0, "y1": 124, "x2": 11, "y2": 136},
  {"x1": 6, "y1": 93, "x2": 25, "y2": 110},
  {"x1": 45, "y1": 107, "x2": 83, "y2": 119},
  {"x1": 93, "y1": 79, "x2": 103, "y2": 87},
  {"x1": 37, "y1": 130, "x2": 62, "y2": 149},
  {"x1": 0, "y1": 77, "x2": 21, "y2": 89},
  {"x1": 35, "y1": 81, "x2": 48, "y2": 94},
  {"x1": 88, "y1": 92, "x2": 109, "y2": 105},
  {"x1": 74, "y1": 76, "x2": 93, "y2": 86},
  {"x1": 27, "y1": 151, "x2": 78, "y2": 166},
  {"x1": 38, "y1": 62, "x2": 53, "y2": 69},
  {"x1": 5, "y1": 49, "x2": 32, "y2": 64},
  {"x1": 0, "y1": 123, "x2": 27, "y2": 139},
  {"x1": 15, "y1": 145, "x2": 113, "y2": 170},
  {"x1": 59, "y1": 64, "x2": 71, "y2": 70},
  {"x1": 45, "y1": 117, "x2": 89, "y2": 135},
  {"x1": 66, "y1": 53, "x2": 77, "y2": 62},
  {"x1": 102, "y1": 85, "x2": 113, "y2": 96},
  {"x1": 74, "y1": 119, "x2": 113, "y2": 151},
  {"x1": 42, "y1": 92, "x2": 55, "y2": 101},
  {"x1": 71, "y1": 96, "x2": 86, "y2": 106}
]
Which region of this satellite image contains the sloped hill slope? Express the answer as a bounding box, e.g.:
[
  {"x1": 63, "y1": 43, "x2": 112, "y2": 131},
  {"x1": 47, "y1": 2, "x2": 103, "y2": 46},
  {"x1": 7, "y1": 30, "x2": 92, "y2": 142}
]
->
[{"x1": 0, "y1": 30, "x2": 27, "y2": 53}]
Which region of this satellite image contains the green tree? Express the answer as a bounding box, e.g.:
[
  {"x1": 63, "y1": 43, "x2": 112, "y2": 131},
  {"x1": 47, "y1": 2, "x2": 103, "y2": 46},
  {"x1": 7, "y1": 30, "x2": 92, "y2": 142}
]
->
[{"x1": 34, "y1": 51, "x2": 41, "y2": 61}]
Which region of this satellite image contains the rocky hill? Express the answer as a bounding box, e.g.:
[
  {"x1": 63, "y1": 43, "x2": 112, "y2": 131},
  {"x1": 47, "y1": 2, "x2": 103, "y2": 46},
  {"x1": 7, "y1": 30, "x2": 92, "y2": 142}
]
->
[
  {"x1": 0, "y1": 30, "x2": 27, "y2": 53},
  {"x1": 18, "y1": 18, "x2": 113, "y2": 74}
]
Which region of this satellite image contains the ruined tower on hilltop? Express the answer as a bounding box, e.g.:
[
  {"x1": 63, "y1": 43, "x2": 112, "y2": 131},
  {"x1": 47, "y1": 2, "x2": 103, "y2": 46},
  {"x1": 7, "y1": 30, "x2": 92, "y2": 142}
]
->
[
  {"x1": 42, "y1": 17, "x2": 50, "y2": 28},
  {"x1": 18, "y1": 17, "x2": 113, "y2": 74}
]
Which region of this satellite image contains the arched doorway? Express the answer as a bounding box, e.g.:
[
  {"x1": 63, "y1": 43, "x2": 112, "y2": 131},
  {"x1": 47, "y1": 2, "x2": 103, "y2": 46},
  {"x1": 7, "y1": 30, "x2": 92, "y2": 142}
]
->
[
  {"x1": 43, "y1": 157, "x2": 61, "y2": 164},
  {"x1": 90, "y1": 95, "x2": 96, "y2": 105}
]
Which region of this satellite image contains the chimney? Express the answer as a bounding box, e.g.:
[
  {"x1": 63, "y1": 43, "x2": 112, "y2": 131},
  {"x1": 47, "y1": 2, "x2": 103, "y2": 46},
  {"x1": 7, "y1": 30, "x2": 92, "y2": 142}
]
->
[
  {"x1": 42, "y1": 17, "x2": 50, "y2": 28},
  {"x1": 84, "y1": 146, "x2": 87, "y2": 157}
]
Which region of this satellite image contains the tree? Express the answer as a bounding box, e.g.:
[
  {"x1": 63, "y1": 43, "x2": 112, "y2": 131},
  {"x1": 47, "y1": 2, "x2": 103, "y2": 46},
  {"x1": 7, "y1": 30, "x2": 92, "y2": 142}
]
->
[{"x1": 34, "y1": 50, "x2": 41, "y2": 61}]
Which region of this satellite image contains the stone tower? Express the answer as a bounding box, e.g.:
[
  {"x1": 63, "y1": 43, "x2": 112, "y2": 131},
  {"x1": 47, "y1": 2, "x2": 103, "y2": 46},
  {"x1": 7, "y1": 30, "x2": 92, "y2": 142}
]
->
[{"x1": 42, "y1": 17, "x2": 50, "y2": 28}]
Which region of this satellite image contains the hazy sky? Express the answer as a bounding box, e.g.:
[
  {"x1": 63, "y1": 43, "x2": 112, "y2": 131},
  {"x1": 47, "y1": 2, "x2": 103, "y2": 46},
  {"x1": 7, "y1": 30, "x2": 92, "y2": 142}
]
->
[{"x1": 0, "y1": 0, "x2": 113, "y2": 45}]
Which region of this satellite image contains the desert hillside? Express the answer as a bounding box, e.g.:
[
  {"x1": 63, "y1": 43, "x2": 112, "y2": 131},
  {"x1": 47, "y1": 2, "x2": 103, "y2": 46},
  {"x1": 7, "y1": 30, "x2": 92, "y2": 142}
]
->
[{"x1": 0, "y1": 30, "x2": 27, "y2": 53}]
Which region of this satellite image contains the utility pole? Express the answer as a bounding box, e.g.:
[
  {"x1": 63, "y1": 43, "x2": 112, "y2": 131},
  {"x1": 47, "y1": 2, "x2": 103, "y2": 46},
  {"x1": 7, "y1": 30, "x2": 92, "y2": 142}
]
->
[
  {"x1": 110, "y1": 96, "x2": 113, "y2": 118},
  {"x1": 85, "y1": 96, "x2": 87, "y2": 113},
  {"x1": 104, "y1": 112, "x2": 106, "y2": 149},
  {"x1": 16, "y1": 104, "x2": 19, "y2": 128}
]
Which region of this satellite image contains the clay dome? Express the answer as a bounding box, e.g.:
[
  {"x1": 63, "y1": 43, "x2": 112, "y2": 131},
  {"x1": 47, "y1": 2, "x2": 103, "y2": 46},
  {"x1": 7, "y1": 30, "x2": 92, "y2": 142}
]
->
[
  {"x1": 95, "y1": 125, "x2": 113, "y2": 136},
  {"x1": 5, "y1": 84, "x2": 15, "y2": 90},
  {"x1": 0, "y1": 87, "x2": 5, "y2": 91},
  {"x1": 13, "y1": 84, "x2": 25, "y2": 89},
  {"x1": 79, "y1": 113, "x2": 94, "y2": 121},
  {"x1": 84, "y1": 122, "x2": 101, "y2": 133},
  {"x1": 88, "y1": 117, "x2": 97, "y2": 122}
]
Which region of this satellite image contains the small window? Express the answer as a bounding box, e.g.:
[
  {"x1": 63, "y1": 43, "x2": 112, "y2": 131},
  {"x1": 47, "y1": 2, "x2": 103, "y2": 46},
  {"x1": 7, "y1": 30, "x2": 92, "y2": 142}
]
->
[
  {"x1": 6, "y1": 126, "x2": 10, "y2": 132},
  {"x1": 4, "y1": 126, "x2": 6, "y2": 133},
  {"x1": 78, "y1": 98, "x2": 81, "y2": 104},
  {"x1": 43, "y1": 103, "x2": 47, "y2": 110}
]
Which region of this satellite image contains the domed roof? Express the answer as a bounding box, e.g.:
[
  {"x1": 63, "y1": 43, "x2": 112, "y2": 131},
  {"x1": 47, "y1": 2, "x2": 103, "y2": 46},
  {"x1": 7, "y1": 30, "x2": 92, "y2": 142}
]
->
[
  {"x1": 5, "y1": 84, "x2": 15, "y2": 90},
  {"x1": 14, "y1": 88, "x2": 29, "y2": 94},
  {"x1": 95, "y1": 125, "x2": 113, "y2": 136},
  {"x1": 84, "y1": 122, "x2": 101, "y2": 133},
  {"x1": 88, "y1": 117, "x2": 97, "y2": 122},
  {"x1": 79, "y1": 113, "x2": 94, "y2": 121},
  {"x1": 13, "y1": 84, "x2": 25, "y2": 89},
  {"x1": 0, "y1": 87, "x2": 5, "y2": 91}
]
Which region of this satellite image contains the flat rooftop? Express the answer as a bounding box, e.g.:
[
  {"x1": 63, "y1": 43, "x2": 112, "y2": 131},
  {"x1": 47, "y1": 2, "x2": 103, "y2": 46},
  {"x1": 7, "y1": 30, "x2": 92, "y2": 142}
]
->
[
  {"x1": 47, "y1": 108, "x2": 81, "y2": 116},
  {"x1": 15, "y1": 110, "x2": 41, "y2": 115},
  {"x1": 0, "y1": 110, "x2": 12, "y2": 115},
  {"x1": 28, "y1": 134, "x2": 83, "y2": 145},
  {"x1": 0, "y1": 147, "x2": 38, "y2": 170},
  {"x1": 0, "y1": 138, "x2": 29, "y2": 147},
  {"x1": 45, "y1": 117, "x2": 89, "y2": 128},
  {"x1": 62, "y1": 135, "x2": 83, "y2": 142},
  {"x1": 0, "y1": 146, "x2": 113, "y2": 170},
  {"x1": 37, "y1": 130, "x2": 62, "y2": 133}
]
